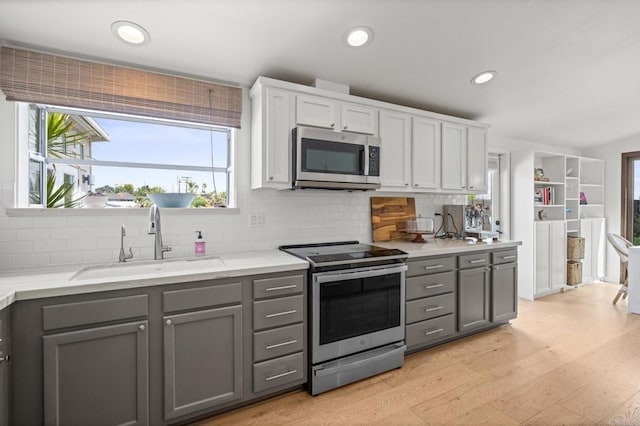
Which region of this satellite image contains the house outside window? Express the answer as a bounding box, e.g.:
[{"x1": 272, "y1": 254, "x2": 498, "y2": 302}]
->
[{"x1": 25, "y1": 104, "x2": 233, "y2": 209}]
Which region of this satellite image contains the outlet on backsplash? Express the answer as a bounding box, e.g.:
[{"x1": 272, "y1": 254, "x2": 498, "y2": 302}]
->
[{"x1": 249, "y1": 213, "x2": 264, "y2": 227}]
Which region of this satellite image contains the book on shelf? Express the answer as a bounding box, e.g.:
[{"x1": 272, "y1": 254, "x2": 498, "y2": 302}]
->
[{"x1": 534, "y1": 187, "x2": 555, "y2": 205}]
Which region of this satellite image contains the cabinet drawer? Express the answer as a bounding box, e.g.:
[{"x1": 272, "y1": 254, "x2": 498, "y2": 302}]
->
[
  {"x1": 253, "y1": 275, "x2": 304, "y2": 300},
  {"x1": 253, "y1": 352, "x2": 304, "y2": 393},
  {"x1": 43, "y1": 294, "x2": 148, "y2": 331},
  {"x1": 406, "y1": 293, "x2": 455, "y2": 324},
  {"x1": 458, "y1": 253, "x2": 490, "y2": 269},
  {"x1": 407, "y1": 256, "x2": 455, "y2": 277},
  {"x1": 406, "y1": 271, "x2": 455, "y2": 300},
  {"x1": 253, "y1": 295, "x2": 304, "y2": 331},
  {"x1": 492, "y1": 249, "x2": 518, "y2": 265},
  {"x1": 163, "y1": 282, "x2": 242, "y2": 313},
  {"x1": 406, "y1": 314, "x2": 456, "y2": 348},
  {"x1": 254, "y1": 323, "x2": 304, "y2": 362}
]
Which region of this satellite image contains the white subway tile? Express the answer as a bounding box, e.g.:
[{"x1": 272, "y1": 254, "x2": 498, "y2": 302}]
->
[
  {"x1": 0, "y1": 229, "x2": 16, "y2": 242},
  {"x1": 17, "y1": 228, "x2": 50, "y2": 241},
  {"x1": 50, "y1": 227, "x2": 84, "y2": 240},
  {"x1": 82, "y1": 249, "x2": 115, "y2": 263},
  {"x1": 65, "y1": 239, "x2": 99, "y2": 251},
  {"x1": 0, "y1": 240, "x2": 32, "y2": 255},
  {"x1": 50, "y1": 250, "x2": 84, "y2": 265},
  {"x1": 33, "y1": 216, "x2": 68, "y2": 228},
  {"x1": 0, "y1": 255, "x2": 15, "y2": 270},
  {"x1": 14, "y1": 253, "x2": 51, "y2": 269}
]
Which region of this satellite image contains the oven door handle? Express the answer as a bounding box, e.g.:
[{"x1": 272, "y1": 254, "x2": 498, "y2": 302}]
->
[{"x1": 314, "y1": 264, "x2": 408, "y2": 283}]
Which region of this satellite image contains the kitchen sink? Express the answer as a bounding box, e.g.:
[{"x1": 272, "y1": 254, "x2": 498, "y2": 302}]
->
[{"x1": 70, "y1": 255, "x2": 225, "y2": 280}]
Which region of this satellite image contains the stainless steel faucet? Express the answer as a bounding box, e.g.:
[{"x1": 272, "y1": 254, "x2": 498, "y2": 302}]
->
[
  {"x1": 148, "y1": 204, "x2": 171, "y2": 260},
  {"x1": 119, "y1": 225, "x2": 134, "y2": 262}
]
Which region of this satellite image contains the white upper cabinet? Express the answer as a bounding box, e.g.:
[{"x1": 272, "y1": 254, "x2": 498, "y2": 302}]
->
[
  {"x1": 250, "y1": 76, "x2": 490, "y2": 191},
  {"x1": 379, "y1": 110, "x2": 411, "y2": 189},
  {"x1": 295, "y1": 95, "x2": 337, "y2": 130},
  {"x1": 467, "y1": 127, "x2": 488, "y2": 192},
  {"x1": 295, "y1": 94, "x2": 377, "y2": 135},
  {"x1": 411, "y1": 117, "x2": 441, "y2": 189},
  {"x1": 340, "y1": 103, "x2": 377, "y2": 135},
  {"x1": 441, "y1": 122, "x2": 467, "y2": 191},
  {"x1": 251, "y1": 87, "x2": 293, "y2": 189}
]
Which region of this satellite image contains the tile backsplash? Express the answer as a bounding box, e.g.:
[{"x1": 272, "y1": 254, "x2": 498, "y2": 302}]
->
[{"x1": 0, "y1": 189, "x2": 464, "y2": 271}]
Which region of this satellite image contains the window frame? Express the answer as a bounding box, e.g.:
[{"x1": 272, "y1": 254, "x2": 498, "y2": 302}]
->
[{"x1": 21, "y1": 103, "x2": 234, "y2": 209}]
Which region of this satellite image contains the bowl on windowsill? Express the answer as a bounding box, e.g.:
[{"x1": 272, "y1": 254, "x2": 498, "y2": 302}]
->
[{"x1": 147, "y1": 193, "x2": 195, "y2": 208}]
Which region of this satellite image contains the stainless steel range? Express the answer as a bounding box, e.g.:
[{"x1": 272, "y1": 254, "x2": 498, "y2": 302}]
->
[{"x1": 280, "y1": 241, "x2": 408, "y2": 395}]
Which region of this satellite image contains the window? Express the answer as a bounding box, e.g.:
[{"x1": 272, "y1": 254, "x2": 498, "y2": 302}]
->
[{"x1": 25, "y1": 104, "x2": 232, "y2": 208}]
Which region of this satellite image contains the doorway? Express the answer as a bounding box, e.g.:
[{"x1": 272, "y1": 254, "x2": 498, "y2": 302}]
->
[{"x1": 620, "y1": 152, "x2": 640, "y2": 282}]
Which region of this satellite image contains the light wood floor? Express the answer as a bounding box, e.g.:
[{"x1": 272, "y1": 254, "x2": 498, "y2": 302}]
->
[{"x1": 197, "y1": 283, "x2": 640, "y2": 425}]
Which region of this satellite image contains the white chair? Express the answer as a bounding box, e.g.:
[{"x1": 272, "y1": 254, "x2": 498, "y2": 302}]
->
[{"x1": 607, "y1": 233, "x2": 633, "y2": 304}]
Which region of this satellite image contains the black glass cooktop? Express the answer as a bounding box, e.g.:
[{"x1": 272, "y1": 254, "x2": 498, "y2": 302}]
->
[{"x1": 279, "y1": 241, "x2": 407, "y2": 268}]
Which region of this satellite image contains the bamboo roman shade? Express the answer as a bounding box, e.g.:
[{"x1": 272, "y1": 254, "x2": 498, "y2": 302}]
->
[{"x1": 0, "y1": 47, "x2": 242, "y2": 128}]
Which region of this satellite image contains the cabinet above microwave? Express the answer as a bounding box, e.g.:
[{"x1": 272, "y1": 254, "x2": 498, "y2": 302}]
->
[{"x1": 249, "y1": 76, "x2": 489, "y2": 193}]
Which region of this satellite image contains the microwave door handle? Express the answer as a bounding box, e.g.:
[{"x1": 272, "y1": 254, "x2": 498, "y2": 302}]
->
[{"x1": 363, "y1": 145, "x2": 369, "y2": 176}]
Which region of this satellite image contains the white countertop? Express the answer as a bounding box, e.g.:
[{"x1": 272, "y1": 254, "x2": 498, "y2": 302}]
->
[
  {"x1": 376, "y1": 238, "x2": 521, "y2": 258},
  {"x1": 0, "y1": 239, "x2": 521, "y2": 311},
  {"x1": 0, "y1": 250, "x2": 309, "y2": 310}
]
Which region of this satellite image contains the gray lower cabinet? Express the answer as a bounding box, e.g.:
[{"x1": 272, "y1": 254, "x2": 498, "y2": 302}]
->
[
  {"x1": 457, "y1": 266, "x2": 491, "y2": 332},
  {"x1": 491, "y1": 262, "x2": 518, "y2": 322},
  {"x1": 43, "y1": 320, "x2": 149, "y2": 426},
  {"x1": 163, "y1": 305, "x2": 243, "y2": 420},
  {"x1": 0, "y1": 306, "x2": 10, "y2": 426}
]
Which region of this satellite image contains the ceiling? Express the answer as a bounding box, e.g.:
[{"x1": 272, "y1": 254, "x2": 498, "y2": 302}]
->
[{"x1": 1, "y1": 0, "x2": 640, "y2": 148}]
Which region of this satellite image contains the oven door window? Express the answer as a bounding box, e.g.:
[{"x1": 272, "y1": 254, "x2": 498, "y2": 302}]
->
[
  {"x1": 319, "y1": 272, "x2": 401, "y2": 345},
  {"x1": 301, "y1": 138, "x2": 364, "y2": 175}
]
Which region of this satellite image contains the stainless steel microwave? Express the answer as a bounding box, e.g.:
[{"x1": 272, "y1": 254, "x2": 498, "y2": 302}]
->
[{"x1": 292, "y1": 126, "x2": 381, "y2": 190}]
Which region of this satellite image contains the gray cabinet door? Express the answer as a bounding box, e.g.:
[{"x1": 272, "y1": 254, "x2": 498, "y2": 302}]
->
[
  {"x1": 0, "y1": 308, "x2": 9, "y2": 426},
  {"x1": 43, "y1": 321, "x2": 149, "y2": 426},
  {"x1": 492, "y1": 263, "x2": 518, "y2": 322},
  {"x1": 163, "y1": 305, "x2": 242, "y2": 420},
  {"x1": 458, "y1": 267, "x2": 490, "y2": 332}
]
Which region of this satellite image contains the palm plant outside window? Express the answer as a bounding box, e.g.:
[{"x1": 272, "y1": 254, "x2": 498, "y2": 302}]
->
[{"x1": 26, "y1": 104, "x2": 232, "y2": 208}]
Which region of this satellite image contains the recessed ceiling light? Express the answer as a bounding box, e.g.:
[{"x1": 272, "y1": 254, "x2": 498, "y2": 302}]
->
[
  {"x1": 345, "y1": 26, "x2": 374, "y2": 47},
  {"x1": 111, "y1": 21, "x2": 150, "y2": 46},
  {"x1": 471, "y1": 70, "x2": 497, "y2": 84}
]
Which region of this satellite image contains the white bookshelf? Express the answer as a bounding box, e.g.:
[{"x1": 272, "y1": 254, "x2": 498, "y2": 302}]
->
[{"x1": 512, "y1": 151, "x2": 606, "y2": 300}]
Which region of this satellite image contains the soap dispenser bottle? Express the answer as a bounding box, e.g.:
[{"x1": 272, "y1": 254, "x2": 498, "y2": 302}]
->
[{"x1": 194, "y1": 231, "x2": 206, "y2": 256}]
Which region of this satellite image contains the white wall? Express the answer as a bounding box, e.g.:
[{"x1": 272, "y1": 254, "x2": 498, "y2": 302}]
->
[{"x1": 0, "y1": 92, "x2": 465, "y2": 272}]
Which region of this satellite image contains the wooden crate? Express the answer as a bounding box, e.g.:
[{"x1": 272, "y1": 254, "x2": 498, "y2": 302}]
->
[
  {"x1": 567, "y1": 236, "x2": 585, "y2": 260},
  {"x1": 567, "y1": 261, "x2": 583, "y2": 285}
]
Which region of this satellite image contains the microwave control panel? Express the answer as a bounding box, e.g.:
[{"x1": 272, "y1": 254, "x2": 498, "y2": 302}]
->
[{"x1": 368, "y1": 146, "x2": 380, "y2": 176}]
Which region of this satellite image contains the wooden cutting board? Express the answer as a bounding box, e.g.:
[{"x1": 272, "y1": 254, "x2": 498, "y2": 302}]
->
[{"x1": 370, "y1": 197, "x2": 416, "y2": 242}]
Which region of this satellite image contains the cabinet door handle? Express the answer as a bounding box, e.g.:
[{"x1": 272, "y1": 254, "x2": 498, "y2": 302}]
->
[
  {"x1": 269, "y1": 176, "x2": 274, "y2": 180},
  {"x1": 330, "y1": 123, "x2": 335, "y2": 128},
  {"x1": 0, "y1": 355, "x2": 10, "y2": 364},
  {"x1": 165, "y1": 319, "x2": 172, "y2": 326},
  {"x1": 265, "y1": 285, "x2": 298, "y2": 292},
  {"x1": 425, "y1": 328, "x2": 444, "y2": 336},
  {"x1": 424, "y1": 305, "x2": 444, "y2": 313},
  {"x1": 502, "y1": 255, "x2": 516, "y2": 260},
  {"x1": 138, "y1": 324, "x2": 146, "y2": 331},
  {"x1": 343, "y1": 125, "x2": 348, "y2": 130},
  {"x1": 265, "y1": 369, "x2": 298, "y2": 381},
  {"x1": 425, "y1": 283, "x2": 444, "y2": 289},
  {"x1": 265, "y1": 310, "x2": 297, "y2": 319},
  {"x1": 469, "y1": 259, "x2": 486, "y2": 264},
  {"x1": 425, "y1": 265, "x2": 444, "y2": 270},
  {"x1": 414, "y1": 184, "x2": 419, "y2": 187},
  {"x1": 266, "y1": 340, "x2": 298, "y2": 350}
]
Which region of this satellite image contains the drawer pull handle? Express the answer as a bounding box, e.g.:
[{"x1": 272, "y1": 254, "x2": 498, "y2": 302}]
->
[
  {"x1": 266, "y1": 340, "x2": 298, "y2": 350},
  {"x1": 424, "y1": 306, "x2": 444, "y2": 312},
  {"x1": 425, "y1": 265, "x2": 444, "y2": 270},
  {"x1": 425, "y1": 328, "x2": 444, "y2": 336},
  {"x1": 265, "y1": 310, "x2": 297, "y2": 319},
  {"x1": 469, "y1": 259, "x2": 486, "y2": 264},
  {"x1": 265, "y1": 285, "x2": 298, "y2": 292},
  {"x1": 425, "y1": 283, "x2": 444, "y2": 289},
  {"x1": 265, "y1": 369, "x2": 298, "y2": 381},
  {"x1": 502, "y1": 255, "x2": 516, "y2": 260}
]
